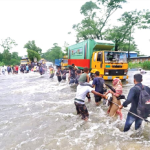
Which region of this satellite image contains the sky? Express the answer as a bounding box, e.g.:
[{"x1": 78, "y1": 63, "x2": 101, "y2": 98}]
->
[{"x1": 0, "y1": 0, "x2": 150, "y2": 57}]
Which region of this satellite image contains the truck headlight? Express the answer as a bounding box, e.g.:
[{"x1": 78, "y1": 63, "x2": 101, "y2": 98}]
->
[
  {"x1": 105, "y1": 69, "x2": 109, "y2": 75},
  {"x1": 124, "y1": 69, "x2": 128, "y2": 75}
]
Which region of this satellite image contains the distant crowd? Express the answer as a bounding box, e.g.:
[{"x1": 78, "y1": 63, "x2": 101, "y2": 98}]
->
[
  {"x1": 0, "y1": 65, "x2": 19, "y2": 75},
  {"x1": 0, "y1": 63, "x2": 47, "y2": 75}
]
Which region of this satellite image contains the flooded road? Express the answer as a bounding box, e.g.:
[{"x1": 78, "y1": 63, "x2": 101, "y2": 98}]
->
[{"x1": 0, "y1": 71, "x2": 150, "y2": 150}]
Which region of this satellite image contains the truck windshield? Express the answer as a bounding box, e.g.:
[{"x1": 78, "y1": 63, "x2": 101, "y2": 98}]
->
[
  {"x1": 62, "y1": 59, "x2": 68, "y2": 63},
  {"x1": 104, "y1": 52, "x2": 127, "y2": 63}
]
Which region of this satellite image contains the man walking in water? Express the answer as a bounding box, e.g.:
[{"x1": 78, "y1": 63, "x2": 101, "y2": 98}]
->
[
  {"x1": 92, "y1": 71, "x2": 104, "y2": 106},
  {"x1": 120, "y1": 74, "x2": 150, "y2": 132},
  {"x1": 74, "y1": 83, "x2": 106, "y2": 121}
]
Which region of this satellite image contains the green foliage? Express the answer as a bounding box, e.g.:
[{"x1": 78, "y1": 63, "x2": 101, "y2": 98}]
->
[
  {"x1": 0, "y1": 62, "x2": 5, "y2": 66},
  {"x1": 24, "y1": 40, "x2": 42, "y2": 54},
  {"x1": 73, "y1": 0, "x2": 127, "y2": 42},
  {"x1": 2, "y1": 50, "x2": 11, "y2": 61},
  {"x1": 128, "y1": 62, "x2": 142, "y2": 69},
  {"x1": 0, "y1": 38, "x2": 20, "y2": 66},
  {"x1": 142, "y1": 61, "x2": 150, "y2": 70},
  {"x1": 24, "y1": 40, "x2": 42, "y2": 62},
  {"x1": 128, "y1": 61, "x2": 150, "y2": 70},
  {"x1": 80, "y1": 1, "x2": 100, "y2": 16},
  {"x1": 27, "y1": 49, "x2": 41, "y2": 62},
  {"x1": 72, "y1": 1, "x2": 150, "y2": 53},
  {"x1": 42, "y1": 43, "x2": 63, "y2": 62},
  {"x1": 0, "y1": 53, "x2": 3, "y2": 62},
  {"x1": 105, "y1": 10, "x2": 150, "y2": 51},
  {"x1": 11, "y1": 52, "x2": 19, "y2": 59},
  {"x1": 0, "y1": 37, "x2": 17, "y2": 51}
]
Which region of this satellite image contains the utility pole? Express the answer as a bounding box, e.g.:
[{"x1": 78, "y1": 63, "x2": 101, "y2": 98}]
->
[{"x1": 128, "y1": 28, "x2": 132, "y2": 61}]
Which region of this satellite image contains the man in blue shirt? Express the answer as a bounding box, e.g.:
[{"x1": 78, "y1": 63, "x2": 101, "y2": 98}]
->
[
  {"x1": 120, "y1": 74, "x2": 150, "y2": 132},
  {"x1": 92, "y1": 71, "x2": 104, "y2": 106}
]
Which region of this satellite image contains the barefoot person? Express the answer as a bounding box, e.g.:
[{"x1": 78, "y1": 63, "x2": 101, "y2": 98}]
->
[{"x1": 74, "y1": 84, "x2": 106, "y2": 121}]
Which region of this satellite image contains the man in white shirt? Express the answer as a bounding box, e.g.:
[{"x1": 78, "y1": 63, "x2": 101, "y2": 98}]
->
[{"x1": 74, "y1": 85, "x2": 106, "y2": 121}]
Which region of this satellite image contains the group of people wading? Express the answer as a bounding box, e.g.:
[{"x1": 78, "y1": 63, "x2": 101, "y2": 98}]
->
[
  {"x1": 50, "y1": 64, "x2": 150, "y2": 132},
  {"x1": 73, "y1": 67, "x2": 150, "y2": 132}
]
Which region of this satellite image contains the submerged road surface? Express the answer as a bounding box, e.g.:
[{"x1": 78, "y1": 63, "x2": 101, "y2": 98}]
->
[{"x1": 0, "y1": 71, "x2": 150, "y2": 150}]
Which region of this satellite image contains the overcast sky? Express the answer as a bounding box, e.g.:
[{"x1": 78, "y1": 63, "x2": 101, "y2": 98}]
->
[{"x1": 0, "y1": 0, "x2": 150, "y2": 56}]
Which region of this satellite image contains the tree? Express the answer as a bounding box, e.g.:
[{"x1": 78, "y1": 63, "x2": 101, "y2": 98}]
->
[
  {"x1": 24, "y1": 40, "x2": 42, "y2": 61},
  {"x1": 105, "y1": 10, "x2": 150, "y2": 52},
  {"x1": 0, "y1": 53, "x2": 3, "y2": 62},
  {"x1": 42, "y1": 43, "x2": 63, "y2": 62},
  {"x1": 0, "y1": 37, "x2": 18, "y2": 65},
  {"x1": 2, "y1": 50, "x2": 11, "y2": 64},
  {"x1": 72, "y1": 0, "x2": 126, "y2": 42},
  {"x1": 104, "y1": 25, "x2": 133, "y2": 51},
  {"x1": 24, "y1": 40, "x2": 42, "y2": 54},
  {"x1": 27, "y1": 49, "x2": 41, "y2": 62},
  {"x1": 11, "y1": 52, "x2": 19, "y2": 59},
  {"x1": 0, "y1": 37, "x2": 18, "y2": 51}
]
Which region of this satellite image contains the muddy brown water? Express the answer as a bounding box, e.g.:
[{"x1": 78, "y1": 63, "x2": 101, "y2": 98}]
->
[{"x1": 0, "y1": 71, "x2": 150, "y2": 150}]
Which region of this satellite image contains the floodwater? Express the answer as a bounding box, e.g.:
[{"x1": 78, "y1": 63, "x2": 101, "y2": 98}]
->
[{"x1": 0, "y1": 71, "x2": 150, "y2": 150}]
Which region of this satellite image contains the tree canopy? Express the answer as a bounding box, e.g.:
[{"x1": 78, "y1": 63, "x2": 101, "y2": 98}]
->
[
  {"x1": 42, "y1": 43, "x2": 63, "y2": 62},
  {"x1": 0, "y1": 37, "x2": 20, "y2": 66},
  {"x1": 72, "y1": 1, "x2": 150, "y2": 53},
  {"x1": 24, "y1": 40, "x2": 42, "y2": 61},
  {"x1": 73, "y1": 0, "x2": 127, "y2": 42},
  {"x1": 105, "y1": 10, "x2": 150, "y2": 51},
  {"x1": 27, "y1": 49, "x2": 41, "y2": 62}
]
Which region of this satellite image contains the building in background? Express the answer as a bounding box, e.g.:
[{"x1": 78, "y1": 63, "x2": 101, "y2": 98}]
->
[
  {"x1": 126, "y1": 51, "x2": 137, "y2": 58},
  {"x1": 130, "y1": 56, "x2": 150, "y2": 63}
]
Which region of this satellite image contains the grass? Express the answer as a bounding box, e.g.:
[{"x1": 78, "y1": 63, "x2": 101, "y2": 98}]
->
[{"x1": 128, "y1": 61, "x2": 150, "y2": 70}]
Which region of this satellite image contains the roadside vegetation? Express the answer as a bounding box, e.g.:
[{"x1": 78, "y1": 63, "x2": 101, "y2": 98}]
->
[{"x1": 129, "y1": 61, "x2": 150, "y2": 70}]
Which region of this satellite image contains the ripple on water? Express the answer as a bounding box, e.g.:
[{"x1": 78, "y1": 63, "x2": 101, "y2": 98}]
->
[{"x1": 0, "y1": 72, "x2": 150, "y2": 150}]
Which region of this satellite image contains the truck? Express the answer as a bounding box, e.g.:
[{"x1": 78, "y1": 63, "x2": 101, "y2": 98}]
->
[
  {"x1": 55, "y1": 55, "x2": 68, "y2": 70},
  {"x1": 68, "y1": 39, "x2": 128, "y2": 80},
  {"x1": 61, "y1": 55, "x2": 68, "y2": 70},
  {"x1": 55, "y1": 59, "x2": 62, "y2": 68},
  {"x1": 20, "y1": 57, "x2": 31, "y2": 65}
]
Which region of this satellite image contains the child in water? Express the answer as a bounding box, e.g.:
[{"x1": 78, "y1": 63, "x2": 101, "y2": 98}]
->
[{"x1": 106, "y1": 78, "x2": 123, "y2": 120}]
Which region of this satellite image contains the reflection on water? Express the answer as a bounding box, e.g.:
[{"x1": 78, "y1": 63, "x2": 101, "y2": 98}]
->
[{"x1": 0, "y1": 71, "x2": 150, "y2": 150}]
